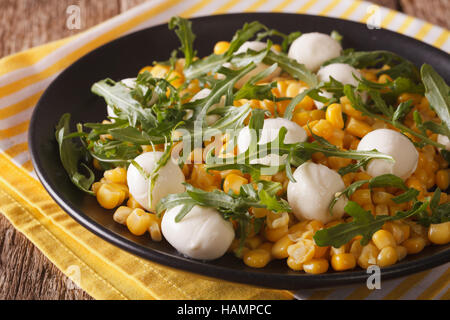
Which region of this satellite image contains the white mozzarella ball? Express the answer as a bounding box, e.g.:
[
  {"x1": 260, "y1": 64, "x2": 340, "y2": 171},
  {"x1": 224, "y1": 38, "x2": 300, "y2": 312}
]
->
[
  {"x1": 237, "y1": 118, "x2": 307, "y2": 166},
  {"x1": 127, "y1": 152, "x2": 185, "y2": 212},
  {"x1": 437, "y1": 134, "x2": 450, "y2": 151},
  {"x1": 287, "y1": 161, "x2": 347, "y2": 224},
  {"x1": 315, "y1": 63, "x2": 364, "y2": 108},
  {"x1": 233, "y1": 41, "x2": 281, "y2": 89},
  {"x1": 288, "y1": 32, "x2": 342, "y2": 72},
  {"x1": 357, "y1": 129, "x2": 419, "y2": 180},
  {"x1": 317, "y1": 63, "x2": 361, "y2": 87},
  {"x1": 161, "y1": 205, "x2": 235, "y2": 260}
]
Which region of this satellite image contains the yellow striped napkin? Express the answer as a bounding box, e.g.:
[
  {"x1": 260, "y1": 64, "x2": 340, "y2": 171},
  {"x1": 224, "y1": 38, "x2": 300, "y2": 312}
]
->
[{"x1": 0, "y1": 0, "x2": 449, "y2": 300}]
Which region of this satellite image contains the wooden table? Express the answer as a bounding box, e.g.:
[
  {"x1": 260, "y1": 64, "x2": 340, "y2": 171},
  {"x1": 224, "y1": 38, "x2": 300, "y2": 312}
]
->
[{"x1": 0, "y1": 0, "x2": 448, "y2": 300}]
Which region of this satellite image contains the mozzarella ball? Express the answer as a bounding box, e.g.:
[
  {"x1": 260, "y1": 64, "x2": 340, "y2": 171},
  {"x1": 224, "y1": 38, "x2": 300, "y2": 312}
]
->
[
  {"x1": 287, "y1": 161, "x2": 347, "y2": 224},
  {"x1": 161, "y1": 205, "x2": 235, "y2": 260},
  {"x1": 357, "y1": 129, "x2": 419, "y2": 180},
  {"x1": 315, "y1": 63, "x2": 364, "y2": 108},
  {"x1": 237, "y1": 118, "x2": 307, "y2": 166},
  {"x1": 288, "y1": 32, "x2": 342, "y2": 72},
  {"x1": 127, "y1": 151, "x2": 185, "y2": 212},
  {"x1": 233, "y1": 41, "x2": 281, "y2": 89},
  {"x1": 437, "y1": 134, "x2": 450, "y2": 151}
]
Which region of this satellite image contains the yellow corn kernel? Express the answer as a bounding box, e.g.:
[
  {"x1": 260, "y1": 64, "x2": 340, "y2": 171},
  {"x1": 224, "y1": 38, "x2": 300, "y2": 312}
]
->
[
  {"x1": 214, "y1": 41, "x2": 230, "y2": 55},
  {"x1": 396, "y1": 246, "x2": 408, "y2": 261},
  {"x1": 91, "y1": 182, "x2": 102, "y2": 195},
  {"x1": 271, "y1": 235, "x2": 295, "y2": 259},
  {"x1": 378, "y1": 74, "x2": 392, "y2": 83},
  {"x1": 148, "y1": 213, "x2": 162, "y2": 242},
  {"x1": 341, "y1": 97, "x2": 365, "y2": 120},
  {"x1": 104, "y1": 167, "x2": 127, "y2": 184},
  {"x1": 351, "y1": 189, "x2": 373, "y2": 206},
  {"x1": 93, "y1": 158, "x2": 102, "y2": 170},
  {"x1": 292, "y1": 111, "x2": 312, "y2": 127},
  {"x1": 428, "y1": 222, "x2": 450, "y2": 245},
  {"x1": 113, "y1": 206, "x2": 133, "y2": 225},
  {"x1": 382, "y1": 221, "x2": 408, "y2": 244},
  {"x1": 223, "y1": 173, "x2": 248, "y2": 195},
  {"x1": 402, "y1": 237, "x2": 426, "y2": 254},
  {"x1": 126, "y1": 208, "x2": 152, "y2": 236},
  {"x1": 288, "y1": 221, "x2": 309, "y2": 234},
  {"x1": 346, "y1": 117, "x2": 373, "y2": 138},
  {"x1": 168, "y1": 70, "x2": 184, "y2": 88},
  {"x1": 329, "y1": 244, "x2": 347, "y2": 256},
  {"x1": 342, "y1": 173, "x2": 355, "y2": 187},
  {"x1": 286, "y1": 82, "x2": 304, "y2": 98},
  {"x1": 127, "y1": 196, "x2": 143, "y2": 209},
  {"x1": 258, "y1": 242, "x2": 273, "y2": 254},
  {"x1": 303, "y1": 259, "x2": 329, "y2": 274},
  {"x1": 314, "y1": 245, "x2": 329, "y2": 259},
  {"x1": 372, "y1": 230, "x2": 396, "y2": 250},
  {"x1": 287, "y1": 256, "x2": 303, "y2": 271},
  {"x1": 331, "y1": 253, "x2": 356, "y2": 271},
  {"x1": 150, "y1": 64, "x2": 170, "y2": 78},
  {"x1": 398, "y1": 93, "x2": 423, "y2": 105},
  {"x1": 328, "y1": 128, "x2": 345, "y2": 148},
  {"x1": 357, "y1": 243, "x2": 380, "y2": 269},
  {"x1": 246, "y1": 236, "x2": 263, "y2": 250},
  {"x1": 266, "y1": 211, "x2": 290, "y2": 229},
  {"x1": 377, "y1": 246, "x2": 398, "y2": 267},
  {"x1": 405, "y1": 177, "x2": 425, "y2": 195},
  {"x1": 243, "y1": 249, "x2": 271, "y2": 268},
  {"x1": 326, "y1": 103, "x2": 344, "y2": 129},
  {"x1": 189, "y1": 164, "x2": 222, "y2": 190},
  {"x1": 252, "y1": 207, "x2": 270, "y2": 218},
  {"x1": 96, "y1": 183, "x2": 125, "y2": 209},
  {"x1": 139, "y1": 66, "x2": 153, "y2": 74},
  {"x1": 350, "y1": 239, "x2": 363, "y2": 259},
  {"x1": 436, "y1": 170, "x2": 449, "y2": 190},
  {"x1": 272, "y1": 44, "x2": 282, "y2": 52},
  {"x1": 310, "y1": 109, "x2": 326, "y2": 121},
  {"x1": 302, "y1": 120, "x2": 319, "y2": 137},
  {"x1": 264, "y1": 224, "x2": 288, "y2": 242},
  {"x1": 372, "y1": 191, "x2": 394, "y2": 205},
  {"x1": 287, "y1": 238, "x2": 315, "y2": 264},
  {"x1": 312, "y1": 119, "x2": 335, "y2": 140}
]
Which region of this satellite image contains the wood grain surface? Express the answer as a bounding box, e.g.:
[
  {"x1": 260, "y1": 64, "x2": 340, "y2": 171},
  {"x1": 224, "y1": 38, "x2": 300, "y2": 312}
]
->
[{"x1": 0, "y1": 0, "x2": 448, "y2": 300}]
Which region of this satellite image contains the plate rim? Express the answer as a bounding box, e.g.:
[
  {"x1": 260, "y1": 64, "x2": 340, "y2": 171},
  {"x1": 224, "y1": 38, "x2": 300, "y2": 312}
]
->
[{"x1": 29, "y1": 12, "x2": 450, "y2": 290}]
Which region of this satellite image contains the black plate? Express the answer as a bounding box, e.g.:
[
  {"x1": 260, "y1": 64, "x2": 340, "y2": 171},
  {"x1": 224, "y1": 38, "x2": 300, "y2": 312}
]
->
[{"x1": 29, "y1": 13, "x2": 450, "y2": 290}]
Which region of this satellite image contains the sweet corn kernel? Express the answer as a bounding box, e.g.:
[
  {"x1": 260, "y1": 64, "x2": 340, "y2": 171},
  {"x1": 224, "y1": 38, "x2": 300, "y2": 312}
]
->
[
  {"x1": 214, "y1": 41, "x2": 230, "y2": 55},
  {"x1": 148, "y1": 213, "x2": 162, "y2": 242},
  {"x1": 264, "y1": 224, "x2": 288, "y2": 242},
  {"x1": 312, "y1": 119, "x2": 335, "y2": 140},
  {"x1": 126, "y1": 208, "x2": 152, "y2": 236},
  {"x1": 314, "y1": 245, "x2": 329, "y2": 259},
  {"x1": 96, "y1": 183, "x2": 125, "y2": 209},
  {"x1": 287, "y1": 256, "x2": 303, "y2": 271},
  {"x1": 346, "y1": 117, "x2": 373, "y2": 138},
  {"x1": 358, "y1": 243, "x2": 379, "y2": 269},
  {"x1": 436, "y1": 170, "x2": 449, "y2": 190},
  {"x1": 402, "y1": 237, "x2": 426, "y2": 254},
  {"x1": 428, "y1": 222, "x2": 450, "y2": 245},
  {"x1": 303, "y1": 259, "x2": 329, "y2": 274},
  {"x1": 272, "y1": 44, "x2": 282, "y2": 52},
  {"x1": 246, "y1": 236, "x2": 263, "y2": 250},
  {"x1": 127, "y1": 196, "x2": 143, "y2": 209},
  {"x1": 382, "y1": 221, "x2": 408, "y2": 244},
  {"x1": 150, "y1": 64, "x2": 170, "y2": 78},
  {"x1": 372, "y1": 191, "x2": 394, "y2": 205},
  {"x1": 331, "y1": 253, "x2": 356, "y2": 271},
  {"x1": 350, "y1": 240, "x2": 363, "y2": 259},
  {"x1": 91, "y1": 182, "x2": 102, "y2": 195},
  {"x1": 372, "y1": 230, "x2": 396, "y2": 250},
  {"x1": 351, "y1": 189, "x2": 372, "y2": 206},
  {"x1": 113, "y1": 206, "x2": 133, "y2": 225},
  {"x1": 341, "y1": 97, "x2": 365, "y2": 120},
  {"x1": 395, "y1": 246, "x2": 408, "y2": 261},
  {"x1": 310, "y1": 109, "x2": 326, "y2": 121},
  {"x1": 139, "y1": 66, "x2": 153, "y2": 74},
  {"x1": 326, "y1": 103, "x2": 344, "y2": 129},
  {"x1": 223, "y1": 173, "x2": 248, "y2": 195},
  {"x1": 377, "y1": 246, "x2": 398, "y2": 267},
  {"x1": 272, "y1": 235, "x2": 295, "y2": 259},
  {"x1": 104, "y1": 167, "x2": 127, "y2": 184},
  {"x1": 243, "y1": 249, "x2": 271, "y2": 268},
  {"x1": 330, "y1": 244, "x2": 347, "y2": 256},
  {"x1": 292, "y1": 111, "x2": 312, "y2": 127},
  {"x1": 287, "y1": 239, "x2": 315, "y2": 264},
  {"x1": 398, "y1": 93, "x2": 422, "y2": 105}
]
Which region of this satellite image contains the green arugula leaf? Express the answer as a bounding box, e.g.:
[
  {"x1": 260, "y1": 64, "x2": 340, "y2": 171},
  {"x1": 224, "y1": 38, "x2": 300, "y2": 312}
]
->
[
  {"x1": 225, "y1": 21, "x2": 268, "y2": 57},
  {"x1": 55, "y1": 114, "x2": 95, "y2": 195},
  {"x1": 314, "y1": 200, "x2": 429, "y2": 248},
  {"x1": 168, "y1": 16, "x2": 197, "y2": 68}
]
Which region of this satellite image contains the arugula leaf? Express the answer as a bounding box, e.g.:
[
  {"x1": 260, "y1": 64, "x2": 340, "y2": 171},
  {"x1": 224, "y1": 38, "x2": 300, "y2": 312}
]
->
[
  {"x1": 263, "y1": 51, "x2": 318, "y2": 87},
  {"x1": 225, "y1": 21, "x2": 268, "y2": 57},
  {"x1": 421, "y1": 64, "x2": 450, "y2": 139},
  {"x1": 314, "y1": 200, "x2": 429, "y2": 248},
  {"x1": 283, "y1": 87, "x2": 321, "y2": 120},
  {"x1": 234, "y1": 63, "x2": 278, "y2": 101},
  {"x1": 55, "y1": 114, "x2": 95, "y2": 195},
  {"x1": 169, "y1": 16, "x2": 197, "y2": 68},
  {"x1": 324, "y1": 50, "x2": 420, "y2": 81}
]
